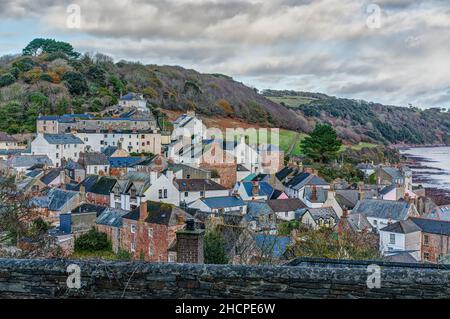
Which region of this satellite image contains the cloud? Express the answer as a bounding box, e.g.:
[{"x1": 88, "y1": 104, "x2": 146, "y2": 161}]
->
[{"x1": 2, "y1": 0, "x2": 450, "y2": 107}]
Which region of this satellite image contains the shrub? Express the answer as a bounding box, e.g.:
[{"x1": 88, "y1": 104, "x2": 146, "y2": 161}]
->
[
  {"x1": 75, "y1": 228, "x2": 110, "y2": 252},
  {"x1": 0, "y1": 73, "x2": 15, "y2": 87}
]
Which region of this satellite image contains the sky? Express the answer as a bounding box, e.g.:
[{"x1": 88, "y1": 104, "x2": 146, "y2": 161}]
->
[{"x1": 1, "y1": 0, "x2": 450, "y2": 108}]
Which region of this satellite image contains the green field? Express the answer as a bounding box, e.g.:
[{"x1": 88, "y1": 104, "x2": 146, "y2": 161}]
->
[
  {"x1": 349, "y1": 142, "x2": 379, "y2": 151},
  {"x1": 266, "y1": 96, "x2": 316, "y2": 108}
]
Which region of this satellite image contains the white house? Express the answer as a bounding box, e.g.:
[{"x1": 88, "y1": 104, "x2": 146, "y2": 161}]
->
[
  {"x1": 379, "y1": 219, "x2": 422, "y2": 261},
  {"x1": 188, "y1": 196, "x2": 247, "y2": 214},
  {"x1": 284, "y1": 172, "x2": 330, "y2": 200},
  {"x1": 119, "y1": 93, "x2": 147, "y2": 112},
  {"x1": 31, "y1": 134, "x2": 84, "y2": 167},
  {"x1": 352, "y1": 199, "x2": 419, "y2": 232},
  {"x1": 171, "y1": 111, "x2": 207, "y2": 144},
  {"x1": 110, "y1": 171, "x2": 179, "y2": 210},
  {"x1": 174, "y1": 179, "x2": 230, "y2": 206},
  {"x1": 78, "y1": 152, "x2": 110, "y2": 176},
  {"x1": 75, "y1": 131, "x2": 161, "y2": 155},
  {"x1": 223, "y1": 138, "x2": 261, "y2": 174},
  {"x1": 267, "y1": 198, "x2": 306, "y2": 221}
]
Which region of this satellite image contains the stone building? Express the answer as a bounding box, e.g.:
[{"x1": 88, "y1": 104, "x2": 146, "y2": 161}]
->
[{"x1": 120, "y1": 201, "x2": 193, "y2": 262}]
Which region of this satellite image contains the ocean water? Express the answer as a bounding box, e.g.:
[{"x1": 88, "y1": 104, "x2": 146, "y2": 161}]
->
[{"x1": 400, "y1": 146, "x2": 450, "y2": 191}]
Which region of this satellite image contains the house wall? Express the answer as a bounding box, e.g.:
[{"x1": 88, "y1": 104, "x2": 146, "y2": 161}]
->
[
  {"x1": 178, "y1": 189, "x2": 230, "y2": 206},
  {"x1": 379, "y1": 231, "x2": 406, "y2": 254},
  {"x1": 87, "y1": 192, "x2": 110, "y2": 207},
  {"x1": 31, "y1": 134, "x2": 84, "y2": 167},
  {"x1": 86, "y1": 164, "x2": 110, "y2": 176},
  {"x1": 120, "y1": 219, "x2": 170, "y2": 262},
  {"x1": 421, "y1": 232, "x2": 450, "y2": 263},
  {"x1": 75, "y1": 132, "x2": 161, "y2": 155},
  {"x1": 36, "y1": 119, "x2": 59, "y2": 134}
]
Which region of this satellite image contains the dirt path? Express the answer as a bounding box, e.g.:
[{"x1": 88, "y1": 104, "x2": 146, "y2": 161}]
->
[{"x1": 287, "y1": 132, "x2": 301, "y2": 156}]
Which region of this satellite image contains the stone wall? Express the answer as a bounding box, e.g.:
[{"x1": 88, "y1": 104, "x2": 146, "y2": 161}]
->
[{"x1": 1, "y1": 258, "x2": 450, "y2": 299}]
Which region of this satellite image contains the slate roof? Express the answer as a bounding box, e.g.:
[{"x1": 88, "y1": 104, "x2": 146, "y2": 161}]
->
[
  {"x1": 253, "y1": 234, "x2": 291, "y2": 258},
  {"x1": 284, "y1": 172, "x2": 328, "y2": 190},
  {"x1": 175, "y1": 179, "x2": 228, "y2": 192},
  {"x1": 72, "y1": 204, "x2": 107, "y2": 217},
  {"x1": 43, "y1": 134, "x2": 84, "y2": 145},
  {"x1": 8, "y1": 155, "x2": 52, "y2": 168},
  {"x1": 237, "y1": 164, "x2": 250, "y2": 172},
  {"x1": 240, "y1": 181, "x2": 274, "y2": 198},
  {"x1": 201, "y1": 196, "x2": 245, "y2": 209},
  {"x1": 26, "y1": 169, "x2": 43, "y2": 178},
  {"x1": 65, "y1": 159, "x2": 83, "y2": 170},
  {"x1": 245, "y1": 201, "x2": 274, "y2": 222},
  {"x1": 344, "y1": 213, "x2": 373, "y2": 232},
  {"x1": 380, "y1": 184, "x2": 397, "y2": 196},
  {"x1": 90, "y1": 176, "x2": 117, "y2": 195},
  {"x1": 125, "y1": 201, "x2": 192, "y2": 226},
  {"x1": 410, "y1": 217, "x2": 450, "y2": 236},
  {"x1": 380, "y1": 220, "x2": 421, "y2": 234},
  {"x1": 96, "y1": 208, "x2": 130, "y2": 228},
  {"x1": 423, "y1": 205, "x2": 450, "y2": 221},
  {"x1": 352, "y1": 199, "x2": 411, "y2": 221},
  {"x1": 303, "y1": 187, "x2": 328, "y2": 203},
  {"x1": 31, "y1": 188, "x2": 78, "y2": 212},
  {"x1": 267, "y1": 198, "x2": 306, "y2": 212},
  {"x1": 108, "y1": 157, "x2": 142, "y2": 168},
  {"x1": 276, "y1": 167, "x2": 296, "y2": 182},
  {"x1": 0, "y1": 133, "x2": 17, "y2": 142},
  {"x1": 381, "y1": 167, "x2": 404, "y2": 181},
  {"x1": 384, "y1": 251, "x2": 418, "y2": 263},
  {"x1": 79, "y1": 152, "x2": 109, "y2": 166},
  {"x1": 304, "y1": 207, "x2": 339, "y2": 222},
  {"x1": 120, "y1": 92, "x2": 144, "y2": 101},
  {"x1": 102, "y1": 146, "x2": 118, "y2": 157},
  {"x1": 40, "y1": 168, "x2": 61, "y2": 185}
]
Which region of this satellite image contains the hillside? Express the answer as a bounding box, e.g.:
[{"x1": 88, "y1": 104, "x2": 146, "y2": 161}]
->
[
  {"x1": 264, "y1": 90, "x2": 450, "y2": 145},
  {"x1": 0, "y1": 39, "x2": 448, "y2": 146}
]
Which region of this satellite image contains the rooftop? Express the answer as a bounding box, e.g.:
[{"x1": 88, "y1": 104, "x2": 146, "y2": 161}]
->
[
  {"x1": 43, "y1": 134, "x2": 84, "y2": 145},
  {"x1": 175, "y1": 179, "x2": 228, "y2": 192}
]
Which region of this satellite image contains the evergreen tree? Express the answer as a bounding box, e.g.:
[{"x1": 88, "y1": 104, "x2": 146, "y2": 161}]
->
[
  {"x1": 204, "y1": 231, "x2": 229, "y2": 264},
  {"x1": 301, "y1": 124, "x2": 342, "y2": 163}
]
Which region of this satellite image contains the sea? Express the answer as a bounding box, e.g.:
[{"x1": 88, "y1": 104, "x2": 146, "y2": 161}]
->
[{"x1": 400, "y1": 146, "x2": 450, "y2": 193}]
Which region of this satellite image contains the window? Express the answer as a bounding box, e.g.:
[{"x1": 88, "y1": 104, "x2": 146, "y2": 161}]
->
[
  {"x1": 56, "y1": 153, "x2": 59, "y2": 159},
  {"x1": 168, "y1": 255, "x2": 175, "y2": 263},
  {"x1": 424, "y1": 235, "x2": 430, "y2": 246},
  {"x1": 389, "y1": 234, "x2": 396, "y2": 245},
  {"x1": 200, "y1": 191, "x2": 205, "y2": 197},
  {"x1": 187, "y1": 175, "x2": 191, "y2": 179},
  {"x1": 424, "y1": 252, "x2": 430, "y2": 261},
  {"x1": 158, "y1": 190, "x2": 163, "y2": 199},
  {"x1": 148, "y1": 228, "x2": 153, "y2": 238},
  {"x1": 185, "y1": 192, "x2": 189, "y2": 197},
  {"x1": 164, "y1": 189, "x2": 168, "y2": 198},
  {"x1": 149, "y1": 245, "x2": 154, "y2": 256},
  {"x1": 131, "y1": 242, "x2": 136, "y2": 252},
  {"x1": 131, "y1": 224, "x2": 137, "y2": 234}
]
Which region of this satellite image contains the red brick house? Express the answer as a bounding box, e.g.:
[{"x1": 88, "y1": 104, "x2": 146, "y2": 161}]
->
[{"x1": 120, "y1": 201, "x2": 193, "y2": 262}]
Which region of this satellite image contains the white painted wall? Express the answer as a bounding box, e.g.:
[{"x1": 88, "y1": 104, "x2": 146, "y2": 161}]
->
[{"x1": 31, "y1": 134, "x2": 84, "y2": 167}]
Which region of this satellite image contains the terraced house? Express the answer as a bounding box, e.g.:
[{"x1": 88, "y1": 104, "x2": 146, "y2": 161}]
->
[{"x1": 120, "y1": 201, "x2": 193, "y2": 262}]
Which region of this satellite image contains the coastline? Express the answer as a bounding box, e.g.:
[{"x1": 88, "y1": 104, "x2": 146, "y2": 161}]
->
[{"x1": 400, "y1": 147, "x2": 450, "y2": 206}]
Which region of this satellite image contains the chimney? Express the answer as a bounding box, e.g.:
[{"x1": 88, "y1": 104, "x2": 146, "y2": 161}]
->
[
  {"x1": 176, "y1": 219, "x2": 205, "y2": 264},
  {"x1": 59, "y1": 169, "x2": 66, "y2": 185},
  {"x1": 139, "y1": 201, "x2": 148, "y2": 221},
  {"x1": 252, "y1": 181, "x2": 260, "y2": 197},
  {"x1": 358, "y1": 187, "x2": 365, "y2": 201},
  {"x1": 342, "y1": 208, "x2": 349, "y2": 218},
  {"x1": 311, "y1": 186, "x2": 317, "y2": 202}
]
